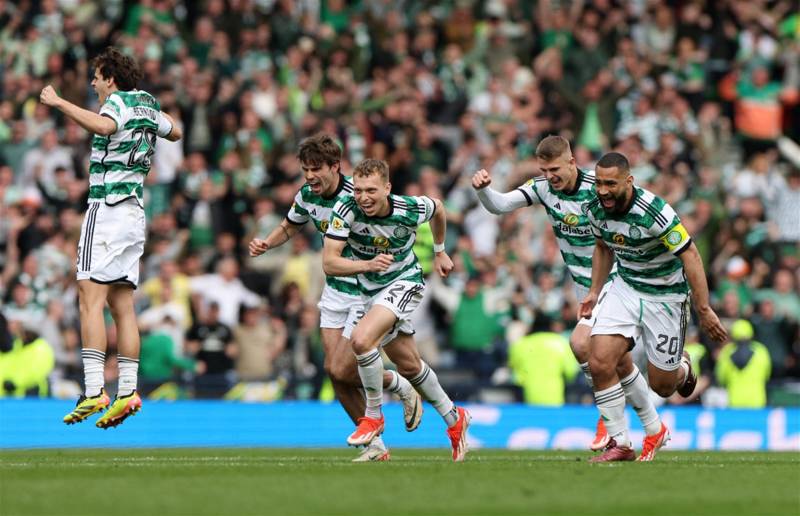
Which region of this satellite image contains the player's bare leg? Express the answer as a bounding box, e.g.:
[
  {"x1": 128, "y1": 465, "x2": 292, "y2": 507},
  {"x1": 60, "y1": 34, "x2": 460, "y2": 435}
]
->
[
  {"x1": 588, "y1": 334, "x2": 635, "y2": 462},
  {"x1": 347, "y1": 306, "x2": 396, "y2": 446},
  {"x1": 322, "y1": 328, "x2": 366, "y2": 423},
  {"x1": 648, "y1": 359, "x2": 692, "y2": 399},
  {"x1": 571, "y1": 324, "x2": 608, "y2": 449},
  {"x1": 64, "y1": 280, "x2": 111, "y2": 424},
  {"x1": 326, "y1": 329, "x2": 420, "y2": 435},
  {"x1": 573, "y1": 325, "x2": 662, "y2": 453},
  {"x1": 385, "y1": 333, "x2": 470, "y2": 461},
  {"x1": 96, "y1": 285, "x2": 142, "y2": 429}
]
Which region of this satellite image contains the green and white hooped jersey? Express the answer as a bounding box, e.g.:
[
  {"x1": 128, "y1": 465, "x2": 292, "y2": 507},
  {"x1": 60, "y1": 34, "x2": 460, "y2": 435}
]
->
[
  {"x1": 286, "y1": 175, "x2": 360, "y2": 297},
  {"x1": 90, "y1": 90, "x2": 172, "y2": 207},
  {"x1": 326, "y1": 194, "x2": 436, "y2": 297},
  {"x1": 585, "y1": 186, "x2": 691, "y2": 300},
  {"x1": 516, "y1": 169, "x2": 600, "y2": 290}
]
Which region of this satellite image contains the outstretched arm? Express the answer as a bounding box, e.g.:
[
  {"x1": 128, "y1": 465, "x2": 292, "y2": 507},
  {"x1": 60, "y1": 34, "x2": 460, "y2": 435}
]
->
[
  {"x1": 249, "y1": 219, "x2": 304, "y2": 257},
  {"x1": 40, "y1": 85, "x2": 116, "y2": 136},
  {"x1": 159, "y1": 112, "x2": 182, "y2": 142},
  {"x1": 472, "y1": 169, "x2": 531, "y2": 214},
  {"x1": 679, "y1": 243, "x2": 728, "y2": 343}
]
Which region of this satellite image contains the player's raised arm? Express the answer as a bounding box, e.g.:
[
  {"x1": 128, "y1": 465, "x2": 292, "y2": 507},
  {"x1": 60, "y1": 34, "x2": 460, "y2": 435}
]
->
[
  {"x1": 40, "y1": 85, "x2": 116, "y2": 136},
  {"x1": 250, "y1": 190, "x2": 311, "y2": 257},
  {"x1": 678, "y1": 242, "x2": 728, "y2": 343},
  {"x1": 471, "y1": 169, "x2": 533, "y2": 214},
  {"x1": 428, "y1": 197, "x2": 454, "y2": 278},
  {"x1": 158, "y1": 112, "x2": 182, "y2": 142}
]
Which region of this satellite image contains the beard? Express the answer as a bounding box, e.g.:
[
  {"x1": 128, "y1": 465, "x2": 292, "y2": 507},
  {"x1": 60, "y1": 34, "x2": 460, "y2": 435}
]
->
[{"x1": 599, "y1": 190, "x2": 629, "y2": 213}]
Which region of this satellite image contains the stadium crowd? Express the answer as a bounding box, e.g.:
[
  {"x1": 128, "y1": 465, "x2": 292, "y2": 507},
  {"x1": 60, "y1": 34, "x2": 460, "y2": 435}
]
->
[{"x1": 1, "y1": 0, "x2": 799, "y2": 407}]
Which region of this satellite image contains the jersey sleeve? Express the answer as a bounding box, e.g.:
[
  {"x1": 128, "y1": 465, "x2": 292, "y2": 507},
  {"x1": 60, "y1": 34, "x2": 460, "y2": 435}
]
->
[
  {"x1": 99, "y1": 93, "x2": 126, "y2": 132},
  {"x1": 653, "y1": 201, "x2": 691, "y2": 255},
  {"x1": 155, "y1": 111, "x2": 174, "y2": 138},
  {"x1": 515, "y1": 179, "x2": 539, "y2": 207},
  {"x1": 585, "y1": 206, "x2": 603, "y2": 238},
  {"x1": 325, "y1": 198, "x2": 355, "y2": 241},
  {"x1": 414, "y1": 195, "x2": 437, "y2": 225},
  {"x1": 285, "y1": 190, "x2": 309, "y2": 225}
]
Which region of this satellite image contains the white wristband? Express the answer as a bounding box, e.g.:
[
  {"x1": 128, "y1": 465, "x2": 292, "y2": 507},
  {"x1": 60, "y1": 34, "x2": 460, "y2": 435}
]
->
[{"x1": 433, "y1": 242, "x2": 445, "y2": 253}]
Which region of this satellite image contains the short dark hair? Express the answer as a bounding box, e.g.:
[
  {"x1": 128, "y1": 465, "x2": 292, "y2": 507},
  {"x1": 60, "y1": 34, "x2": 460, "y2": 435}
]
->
[
  {"x1": 91, "y1": 47, "x2": 142, "y2": 91},
  {"x1": 596, "y1": 152, "x2": 631, "y2": 174},
  {"x1": 536, "y1": 135, "x2": 571, "y2": 161},
  {"x1": 353, "y1": 159, "x2": 389, "y2": 181},
  {"x1": 297, "y1": 133, "x2": 342, "y2": 167}
]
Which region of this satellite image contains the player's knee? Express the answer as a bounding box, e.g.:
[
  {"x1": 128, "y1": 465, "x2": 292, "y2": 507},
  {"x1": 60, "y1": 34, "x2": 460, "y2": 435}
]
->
[
  {"x1": 78, "y1": 290, "x2": 105, "y2": 315},
  {"x1": 350, "y1": 330, "x2": 375, "y2": 356},
  {"x1": 569, "y1": 331, "x2": 590, "y2": 363}
]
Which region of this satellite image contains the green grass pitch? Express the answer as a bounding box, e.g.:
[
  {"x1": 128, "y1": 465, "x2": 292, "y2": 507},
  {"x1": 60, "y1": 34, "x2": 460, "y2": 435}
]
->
[{"x1": 1, "y1": 449, "x2": 798, "y2": 515}]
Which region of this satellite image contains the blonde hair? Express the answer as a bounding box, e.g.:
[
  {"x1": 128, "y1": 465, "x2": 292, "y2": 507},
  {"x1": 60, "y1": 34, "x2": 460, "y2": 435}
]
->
[
  {"x1": 353, "y1": 159, "x2": 390, "y2": 181},
  {"x1": 535, "y1": 135, "x2": 571, "y2": 161}
]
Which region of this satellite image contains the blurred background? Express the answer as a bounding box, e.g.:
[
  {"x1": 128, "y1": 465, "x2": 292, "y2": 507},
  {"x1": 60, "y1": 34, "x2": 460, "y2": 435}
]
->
[{"x1": 0, "y1": 0, "x2": 798, "y2": 411}]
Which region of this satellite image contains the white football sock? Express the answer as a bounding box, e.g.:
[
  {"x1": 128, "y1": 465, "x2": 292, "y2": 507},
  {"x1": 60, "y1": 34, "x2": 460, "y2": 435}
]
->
[
  {"x1": 409, "y1": 361, "x2": 458, "y2": 427},
  {"x1": 117, "y1": 355, "x2": 139, "y2": 397},
  {"x1": 594, "y1": 383, "x2": 631, "y2": 447},
  {"x1": 81, "y1": 348, "x2": 105, "y2": 397},
  {"x1": 356, "y1": 349, "x2": 384, "y2": 419},
  {"x1": 620, "y1": 365, "x2": 662, "y2": 435},
  {"x1": 385, "y1": 369, "x2": 414, "y2": 399}
]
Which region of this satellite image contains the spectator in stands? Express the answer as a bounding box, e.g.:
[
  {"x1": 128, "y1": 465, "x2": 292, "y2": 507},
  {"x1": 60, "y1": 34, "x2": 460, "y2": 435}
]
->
[
  {"x1": 508, "y1": 313, "x2": 578, "y2": 406},
  {"x1": 429, "y1": 271, "x2": 508, "y2": 383},
  {"x1": 716, "y1": 319, "x2": 772, "y2": 408},
  {"x1": 185, "y1": 302, "x2": 236, "y2": 398},
  {"x1": 189, "y1": 256, "x2": 261, "y2": 328},
  {"x1": 233, "y1": 304, "x2": 287, "y2": 382}
]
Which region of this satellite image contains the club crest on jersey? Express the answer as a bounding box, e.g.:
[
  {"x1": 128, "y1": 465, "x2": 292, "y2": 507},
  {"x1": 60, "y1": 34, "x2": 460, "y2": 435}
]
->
[
  {"x1": 332, "y1": 217, "x2": 344, "y2": 230},
  {"x1": 319, "y1": 220, "x2": 329, "y2": 232},
  {"x1": 393, "y1": 226, "x2": 411, "y2": 238},
  {"x1": 373, "y1": 236, "x2": 390, "y2": 248},
  {"x1": 613, "y1": 233, "x2": 626, "y2": 245},
  {"x1": 563, "y1": 213, "x2": 580, "y2": 226},
  {"x1": 629, "y1": 226, "x2": 641, "y2": 239}
]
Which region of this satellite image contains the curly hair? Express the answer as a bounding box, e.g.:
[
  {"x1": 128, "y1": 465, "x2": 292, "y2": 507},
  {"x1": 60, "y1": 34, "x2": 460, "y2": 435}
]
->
[{"x1": 90, "y1": 47, "x2": 142, "y2": 91}]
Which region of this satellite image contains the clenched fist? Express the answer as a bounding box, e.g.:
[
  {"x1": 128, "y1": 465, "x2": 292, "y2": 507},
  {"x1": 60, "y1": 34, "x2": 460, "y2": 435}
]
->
[
  {"x1": 367, "y1": 254, "x2": 394, "y2": 272},
  {"x1": 40, "y1": 85, "x2": 62, "y2": 108},
  {"x1": 471, "y1": 169, "x2": 492, "y2": 190}
]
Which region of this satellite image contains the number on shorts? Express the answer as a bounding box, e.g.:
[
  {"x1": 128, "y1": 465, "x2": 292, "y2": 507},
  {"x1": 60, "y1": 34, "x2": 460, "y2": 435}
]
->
[
  {"x1": 656, "y1": 333, "x2": 679, "y2": 355},
  {"x1": 384, "y1": 284, "x2": 404, "y2": 304}
]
